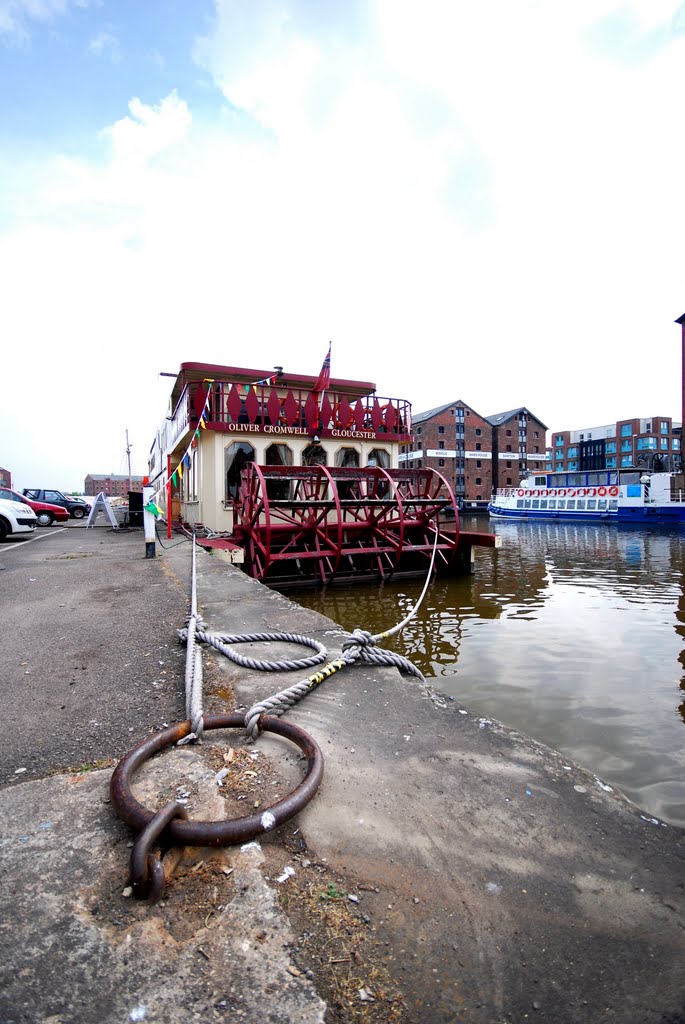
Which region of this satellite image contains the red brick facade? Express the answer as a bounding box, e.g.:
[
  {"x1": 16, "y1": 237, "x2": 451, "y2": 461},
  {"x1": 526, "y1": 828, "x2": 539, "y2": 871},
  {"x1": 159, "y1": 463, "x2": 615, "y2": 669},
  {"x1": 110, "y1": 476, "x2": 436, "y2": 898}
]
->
[
  {"x1": 84, "y1": 474, "x2": 144, "y2": 496},
  {"x1": 404, "y1": 402, "x2": 547, "y2": 504}
]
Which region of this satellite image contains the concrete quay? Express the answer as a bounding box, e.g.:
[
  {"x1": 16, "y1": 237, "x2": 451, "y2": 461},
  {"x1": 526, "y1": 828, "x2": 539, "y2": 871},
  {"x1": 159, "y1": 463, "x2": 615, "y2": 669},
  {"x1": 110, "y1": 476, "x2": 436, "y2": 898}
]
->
[{"x1": 0, "y1": 523, "x2": 683, "y2": 1024}]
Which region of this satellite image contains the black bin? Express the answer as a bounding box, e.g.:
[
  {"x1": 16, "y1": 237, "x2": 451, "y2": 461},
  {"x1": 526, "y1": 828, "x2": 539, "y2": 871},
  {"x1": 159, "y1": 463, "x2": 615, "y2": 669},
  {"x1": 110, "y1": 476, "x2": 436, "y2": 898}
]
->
[{"x1": 128, "y1": 490, "x2": 143, "y2": 528}]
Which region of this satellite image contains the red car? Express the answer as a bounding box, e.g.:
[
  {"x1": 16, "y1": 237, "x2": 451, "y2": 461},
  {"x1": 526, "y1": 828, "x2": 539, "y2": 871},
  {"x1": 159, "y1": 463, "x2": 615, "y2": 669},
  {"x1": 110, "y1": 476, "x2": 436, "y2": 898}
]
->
[{"x1": 0, "y1": 487, "x2": 70, "y2": 527}]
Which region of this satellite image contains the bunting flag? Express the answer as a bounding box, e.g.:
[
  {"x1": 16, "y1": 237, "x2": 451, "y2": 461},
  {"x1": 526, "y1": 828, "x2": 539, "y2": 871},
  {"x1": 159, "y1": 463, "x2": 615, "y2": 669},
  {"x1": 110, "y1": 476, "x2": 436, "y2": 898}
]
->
[
  {"x1": 313, "y1": 342, "x2": 331, "y2": 394},
  {"x1": 144, "y1": 501, "x2": 163, "y2": 518},
  {"x1": 243, "y1": 370, "x2": 282, "y2": 396}
]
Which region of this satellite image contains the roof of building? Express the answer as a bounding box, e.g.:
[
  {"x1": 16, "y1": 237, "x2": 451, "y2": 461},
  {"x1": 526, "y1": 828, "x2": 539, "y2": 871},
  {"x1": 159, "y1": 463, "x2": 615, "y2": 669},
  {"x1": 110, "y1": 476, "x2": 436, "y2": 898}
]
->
[
  {"x1": 485, "y1": 407, "x2": 548, "y2": 430},
  {"x1": 86, "y1": 473, "x2": 145, "y2": 481},
  {"x1": 413, "y1": 401, "x2": 548, "y2": 431},
  {"x1": 412, "y1": 400, "x2": 464, "y2": 424}
]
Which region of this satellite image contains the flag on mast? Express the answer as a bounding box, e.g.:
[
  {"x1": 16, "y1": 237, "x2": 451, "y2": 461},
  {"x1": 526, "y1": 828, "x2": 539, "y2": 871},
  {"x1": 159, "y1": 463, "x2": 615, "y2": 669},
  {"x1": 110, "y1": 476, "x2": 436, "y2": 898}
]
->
[{"x1": 313, "y1": 342, "x2": 332, "y2": 393}]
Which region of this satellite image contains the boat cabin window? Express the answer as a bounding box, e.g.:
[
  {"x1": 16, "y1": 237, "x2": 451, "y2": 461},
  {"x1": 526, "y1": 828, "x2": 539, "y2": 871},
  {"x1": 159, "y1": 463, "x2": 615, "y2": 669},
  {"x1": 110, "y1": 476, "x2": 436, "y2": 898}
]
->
[
  {"x1": 549, "y1": 500, "x2": 556, "y2": 509},
  {"x1": 225, "y1": 442, "x2": 255, "y2": 500},
  {"x1": 577, "y1": 499, "x2": 586, "y2": 510},
  {"x1": 265, "y1": 444, "x2": 293, "y2": 499},
  {"x1": 524, "y1": 499, "x2": 531, "y2": 508},
  {"x1": 335, "y1": 447, "x2": 360, "y2": 468},
  {"x1": 609, "y1": 499, "x2": 618, "y2": 509},
  {"x1": 265, "y1": 443, "x2": 293, "y2": 466},
  {"x1": 532, "y1": 499, "x2": 539, "y2": 508},
  {"x1": 587, "y1": 499, "x2": 597, "y2": 510},
  {"x1": 558, "y1": 500, "x2": 565, "y2": 509},
  {"x1": 534, "y1": 476, "x2": 546, "y2": 486},
  {"x1": 516, "y1": 499, "x2": 524, "y2": 508},
  {"x1": 335, "y1": 447, "x2": 361, "y2": 498},
  {"x1": 368, "y1": 448, "x2": 390, "y2": 468},
  {"x1": 540, "y1": 499, "x2": 548, "y2": 508},
  {"x1": 598, "y1": 499, "x2": 607, "y2": 509},
  {"x1": 567, "y1": 499, "x2": 576, "y2": 509},
  {"x1": 302, "y1": 443, "x2": 327, "y2": 466}
]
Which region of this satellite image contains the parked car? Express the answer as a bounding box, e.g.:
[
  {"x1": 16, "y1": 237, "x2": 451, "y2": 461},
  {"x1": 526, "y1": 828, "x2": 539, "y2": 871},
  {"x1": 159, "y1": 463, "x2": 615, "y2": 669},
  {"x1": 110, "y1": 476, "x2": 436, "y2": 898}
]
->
[
  {"x1": 0, "y1": 497, "x2": 38, "y2": 541},
  {"x1": 22, "y1": 489, "x2": 91, "y2": 520},
  {"x1": 0, "y1": 487, "x2": 69, "y2": 527}
]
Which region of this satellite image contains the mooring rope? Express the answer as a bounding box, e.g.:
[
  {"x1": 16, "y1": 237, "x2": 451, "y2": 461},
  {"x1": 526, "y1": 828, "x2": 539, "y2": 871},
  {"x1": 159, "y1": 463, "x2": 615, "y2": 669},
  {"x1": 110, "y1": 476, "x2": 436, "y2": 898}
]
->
[
  {"x1": 176, "y1": 629, "x2": 328, "y2": 672},
  {"x1": 178, "y1": 526, "x2": 441, "y2": 743},
  {"x1": 177, "y1": 538, "x2": 206, "y2": 745},
  {"x1": 242, "y1": 630, "x2": 424, "y2": 740}
]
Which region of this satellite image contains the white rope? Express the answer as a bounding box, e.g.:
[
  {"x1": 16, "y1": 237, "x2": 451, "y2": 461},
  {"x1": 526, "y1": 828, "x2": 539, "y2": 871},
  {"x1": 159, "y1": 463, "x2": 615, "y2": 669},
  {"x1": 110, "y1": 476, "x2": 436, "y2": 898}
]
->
[
  {"x1": 177, "y1": 536, "x2": 205, "y2": 745},
  {"x1": 177, "y1": 525, "x2": 441, "y2": 742},
  {"x1": 243, "y1": 525, "x2": 441, "y2": 739}
]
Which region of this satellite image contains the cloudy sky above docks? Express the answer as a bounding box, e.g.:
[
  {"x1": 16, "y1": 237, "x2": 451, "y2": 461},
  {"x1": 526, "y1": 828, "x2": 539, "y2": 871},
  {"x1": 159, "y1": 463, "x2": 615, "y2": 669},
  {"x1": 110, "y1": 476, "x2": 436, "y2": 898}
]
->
[{"x1": 0, "y1": 0, "x2": 683, "y2": 490}]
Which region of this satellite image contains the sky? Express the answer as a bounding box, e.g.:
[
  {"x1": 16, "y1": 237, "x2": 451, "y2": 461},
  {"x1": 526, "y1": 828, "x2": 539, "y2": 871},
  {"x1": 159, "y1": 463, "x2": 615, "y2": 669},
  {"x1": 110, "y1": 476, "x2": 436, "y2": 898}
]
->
[{"x1": 1, "y1": 0, "x2": 683, "y2": 491}]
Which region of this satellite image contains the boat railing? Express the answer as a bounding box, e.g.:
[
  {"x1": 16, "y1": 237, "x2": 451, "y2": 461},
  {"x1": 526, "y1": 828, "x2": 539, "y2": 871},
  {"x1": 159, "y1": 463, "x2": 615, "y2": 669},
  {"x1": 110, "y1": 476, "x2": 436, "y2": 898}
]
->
[
  {"x1": 161, "y1": 380, "x2": 412, "y2": 453},
  {"x1": 167, "y1": 390, "x2": 191, "y2": 450}
]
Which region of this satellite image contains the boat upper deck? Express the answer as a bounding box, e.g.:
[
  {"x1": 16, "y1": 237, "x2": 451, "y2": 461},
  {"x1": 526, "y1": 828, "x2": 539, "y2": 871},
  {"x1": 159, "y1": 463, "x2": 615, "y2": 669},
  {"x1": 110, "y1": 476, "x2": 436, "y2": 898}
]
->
[{"x1": 151, "y1": 361, "x2": 413, "y2": 478}]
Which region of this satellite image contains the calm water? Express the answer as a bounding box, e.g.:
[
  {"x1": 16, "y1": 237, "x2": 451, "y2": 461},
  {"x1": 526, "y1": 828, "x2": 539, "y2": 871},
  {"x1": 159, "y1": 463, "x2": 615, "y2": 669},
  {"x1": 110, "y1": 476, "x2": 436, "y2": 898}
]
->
[{"x1": 293, "y1": 516, "x2": 685, "y2": 828}]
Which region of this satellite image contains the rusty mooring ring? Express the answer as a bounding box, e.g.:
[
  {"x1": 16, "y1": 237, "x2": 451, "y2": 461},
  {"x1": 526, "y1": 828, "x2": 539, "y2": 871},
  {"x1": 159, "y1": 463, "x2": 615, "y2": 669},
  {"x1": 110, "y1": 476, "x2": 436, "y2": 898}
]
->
[{"x1": 110, "y1": 712, "x2": 324, "y2": 847}]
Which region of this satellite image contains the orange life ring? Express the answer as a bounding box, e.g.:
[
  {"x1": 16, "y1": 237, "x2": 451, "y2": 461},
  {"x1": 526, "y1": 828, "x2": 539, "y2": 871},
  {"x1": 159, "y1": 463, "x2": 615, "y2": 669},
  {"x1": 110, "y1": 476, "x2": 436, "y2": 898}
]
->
[
  {"x1": 609, "y1": 486, "x2": 619, "y2": 496},
  {"x1": 568, "y1": 489, "x2": 576, "y2": 497},
  {"x1": 597, "y1": 486, "x2": 607, "y2": 496},
  {"x1": 517, "y1": 489, "x2": 524, "y2": 497},
  {"x1": 333, "y1": 404, "x2": 355, "y2": 429}
]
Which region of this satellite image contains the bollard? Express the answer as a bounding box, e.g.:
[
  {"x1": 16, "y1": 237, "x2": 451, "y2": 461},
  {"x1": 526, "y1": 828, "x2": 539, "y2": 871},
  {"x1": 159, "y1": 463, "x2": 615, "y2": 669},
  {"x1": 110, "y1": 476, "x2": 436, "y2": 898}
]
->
[{"x1": 143, "y1": 484, "x2": 156, "y2": 559}]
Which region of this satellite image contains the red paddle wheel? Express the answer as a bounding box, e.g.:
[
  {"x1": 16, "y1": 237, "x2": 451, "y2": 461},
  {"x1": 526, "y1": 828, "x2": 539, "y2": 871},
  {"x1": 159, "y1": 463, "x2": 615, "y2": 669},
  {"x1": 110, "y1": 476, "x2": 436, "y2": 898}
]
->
[{"x1": 232, "y1": 464, "x2": 460, "y2": 586}]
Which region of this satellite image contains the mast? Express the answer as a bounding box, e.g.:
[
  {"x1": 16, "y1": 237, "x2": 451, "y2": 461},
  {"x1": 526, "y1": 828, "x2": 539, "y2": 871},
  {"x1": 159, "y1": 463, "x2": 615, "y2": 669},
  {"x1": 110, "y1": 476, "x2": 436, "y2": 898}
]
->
[
  {"x1": 125, "y1": 429, "x2": 133, "y2": 490},
  {"x1": 677, "y1": 314, "x2": 685, "y2": 471}
]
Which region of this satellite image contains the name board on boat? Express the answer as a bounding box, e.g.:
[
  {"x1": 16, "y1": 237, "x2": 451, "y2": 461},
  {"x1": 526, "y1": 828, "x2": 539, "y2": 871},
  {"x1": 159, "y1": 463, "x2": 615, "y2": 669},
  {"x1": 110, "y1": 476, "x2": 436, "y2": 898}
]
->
[{"x1": 230, "y1": 423, "x2": 376, "y2": 440}]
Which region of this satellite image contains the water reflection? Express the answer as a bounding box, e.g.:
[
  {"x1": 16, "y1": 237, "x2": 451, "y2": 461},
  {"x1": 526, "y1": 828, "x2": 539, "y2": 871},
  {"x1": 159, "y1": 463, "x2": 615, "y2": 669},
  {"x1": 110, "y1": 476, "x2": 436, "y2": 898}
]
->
[{"x1": 293, "y1": 518, "x2": 685, "y2": 828}]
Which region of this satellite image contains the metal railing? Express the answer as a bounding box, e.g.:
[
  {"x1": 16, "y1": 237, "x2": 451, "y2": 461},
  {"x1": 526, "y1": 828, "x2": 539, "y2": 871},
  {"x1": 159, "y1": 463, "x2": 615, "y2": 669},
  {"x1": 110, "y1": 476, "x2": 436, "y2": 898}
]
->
[{"x1": 161, "y1": 381, "x2": 411, "y2": 450}]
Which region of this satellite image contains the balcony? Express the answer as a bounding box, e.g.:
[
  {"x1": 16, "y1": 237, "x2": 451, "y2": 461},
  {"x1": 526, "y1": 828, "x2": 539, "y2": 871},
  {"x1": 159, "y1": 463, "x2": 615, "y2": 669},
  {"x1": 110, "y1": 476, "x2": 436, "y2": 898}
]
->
[{"x1": 160, "y1": 380, "x2": 412, "y2": 459}]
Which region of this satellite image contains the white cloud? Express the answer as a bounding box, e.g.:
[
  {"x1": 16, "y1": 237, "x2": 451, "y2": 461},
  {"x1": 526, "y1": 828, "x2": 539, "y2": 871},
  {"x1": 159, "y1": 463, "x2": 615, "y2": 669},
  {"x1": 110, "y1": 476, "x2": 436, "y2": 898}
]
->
[
  {"x1": 88, "y1": 27, "x2": 119, "y2": 62},
  {"x1": 1, "y1": 1, "x2": 684, "y2": 489},
  {"x1": 0, "y1": 0, "x2": 91, "y2": 41},
  {"x1": 105, "y1": 90, "x2": 192, "y2": 164}
]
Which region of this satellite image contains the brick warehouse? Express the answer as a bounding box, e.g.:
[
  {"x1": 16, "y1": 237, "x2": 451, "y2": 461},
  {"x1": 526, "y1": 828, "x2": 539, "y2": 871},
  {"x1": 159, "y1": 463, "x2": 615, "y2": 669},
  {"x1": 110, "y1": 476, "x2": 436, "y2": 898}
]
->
[
  {"x1": 84, "y1": 473, "x2": 145, "y2": 497},
  {"x1": 402, "y1": 401, "x2": 547, "y2": 506}
]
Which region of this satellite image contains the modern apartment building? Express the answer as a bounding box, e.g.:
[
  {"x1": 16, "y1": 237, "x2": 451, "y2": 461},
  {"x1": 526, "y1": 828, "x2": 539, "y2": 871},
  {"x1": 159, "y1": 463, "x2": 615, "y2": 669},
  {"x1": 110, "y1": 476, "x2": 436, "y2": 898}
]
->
[
  {"x1": 84, "y1": 473, "x2": 145, "y2": 496},
  {"x1": 546, "y1": 416, "x2": 681, "y2": 473},
  {"x1": 403, "y1": 401, "x2": 547, "y2": 504}
]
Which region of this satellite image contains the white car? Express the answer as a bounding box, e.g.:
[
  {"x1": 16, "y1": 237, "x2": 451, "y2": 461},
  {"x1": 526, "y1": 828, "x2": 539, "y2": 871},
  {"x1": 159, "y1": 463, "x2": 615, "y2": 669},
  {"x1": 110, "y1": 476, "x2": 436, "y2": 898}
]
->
[{"x1": 0, "y1": 497, "x2": 38, "y2": 541}]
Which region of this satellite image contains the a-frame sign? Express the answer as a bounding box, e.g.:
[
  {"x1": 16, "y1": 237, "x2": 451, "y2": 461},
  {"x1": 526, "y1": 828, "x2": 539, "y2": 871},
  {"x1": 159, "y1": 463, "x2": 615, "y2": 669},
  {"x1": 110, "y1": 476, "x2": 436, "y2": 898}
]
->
[{"x1": 86, "y1": 492, "x2": 119, "y2": 529}]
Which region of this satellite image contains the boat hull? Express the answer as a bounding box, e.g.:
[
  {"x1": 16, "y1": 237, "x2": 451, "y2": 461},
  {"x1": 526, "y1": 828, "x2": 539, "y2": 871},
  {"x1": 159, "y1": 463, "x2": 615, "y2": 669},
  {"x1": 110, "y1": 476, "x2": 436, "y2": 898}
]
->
[
  {"x1": 488, "y1": 504, "x2": 616, "y2": 522},
  {"x1": 617, "y1": 505, "x2": 685, "y2": 524},
  {"x1": 489, "y1": 470, "x2": 685, "y2": 526}
]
